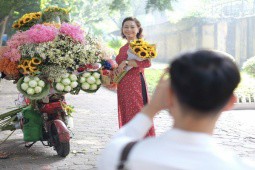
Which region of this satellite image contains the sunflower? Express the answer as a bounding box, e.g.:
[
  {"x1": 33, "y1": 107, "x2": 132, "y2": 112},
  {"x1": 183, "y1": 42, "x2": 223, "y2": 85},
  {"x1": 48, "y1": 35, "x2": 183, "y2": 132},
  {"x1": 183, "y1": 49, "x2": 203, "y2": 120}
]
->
[
  {"x1": 138, "y1": 49, "x2": 149, "y2": 59},
  {"x1": 142, "y1": 41, "x2": 149, "y2": 46},
  {"x1": 130, "y1": 43, "x2": 135, "y2": 48},
  {"x1": 12, "y1": 23, "x2": 20, "y2": 29},
  {"x1": 141, "y1": 44, "x2": 148, "y2": 51},
  {"x1": 18, "y1": 19, "x2": 24, "y2": 26},
  {"x1": 31, "y1": 57, "x2": 42, "y2": 65},
  {"x1": 35, "y1": 12, "x2": 42, "y2": 18},
  {"x1": 134, "y1": 39, "x2": 143, "y2": 45},
  {"x1": 136, "y1": 39, "x2": 142, "y2": 44},
  {"x1": 150, "y1": 50, "x2": 157, "y2": 58},
  {"x1": 21, "y1": 60, "x2": 30, "y2": 67},
  {"x1": 29, "y1": 66, "x2": 38, "y2": 73},
  {"x1": 23, "y1": 16, "x2": 32, "y2": 24},
  {"x1": 130, "y1": 41, "x2": 135, "y2": 46},
  {"x1": 28, "y1": 60, "x2": 36, "y2": 68},
  {"x1": 133, "y1": 46, "x2": 142, "y2": 53},
  {"x1": 18, "y1": 65, "x2": 28, "y2": 75},
  {"x1": 25, "y1": 66, "x2": 31, "y2": 73}
]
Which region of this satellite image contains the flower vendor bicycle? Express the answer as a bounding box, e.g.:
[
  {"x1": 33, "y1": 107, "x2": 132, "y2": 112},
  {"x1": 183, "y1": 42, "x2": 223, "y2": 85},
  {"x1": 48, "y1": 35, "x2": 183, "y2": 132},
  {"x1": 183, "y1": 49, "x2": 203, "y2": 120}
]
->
[
  {"x1": 0, "y1": 93, "x2": 71, "y2": 157},
  {"x1": 0, "y1": 6, "x2": 110, "y2": 158},
  {"x1": 32, "y1": 96, "x2": 70, "y2": 157},
  {"x1": 22, "y1": 94, "x2": 71, "y2": 157}
]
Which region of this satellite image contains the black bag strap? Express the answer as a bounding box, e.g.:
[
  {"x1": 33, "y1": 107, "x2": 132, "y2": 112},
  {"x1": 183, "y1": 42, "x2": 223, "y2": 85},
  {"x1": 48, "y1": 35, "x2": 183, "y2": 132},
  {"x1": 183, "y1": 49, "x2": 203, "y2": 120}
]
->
[{"x1": 117, "y1": 141, "x2": 138, "y2": 170}]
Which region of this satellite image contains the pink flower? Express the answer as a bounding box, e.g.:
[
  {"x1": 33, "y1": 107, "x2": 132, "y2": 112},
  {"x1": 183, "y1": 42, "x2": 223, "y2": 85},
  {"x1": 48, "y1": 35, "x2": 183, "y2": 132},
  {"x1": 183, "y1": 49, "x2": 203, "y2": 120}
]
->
[
  {"x1": 4, "y1": 31, "x2": 30, "y2": 61},
  {"x1": 27, "y1": 24, "x2": 58, "y2": 43},
  {"x1": 60, "y1": 23, "x2": 85, "y2": 43},
  {"x1": 3, "y1": 48, "x2": 21, "y2": 62},
  {"x1": 6, "y1": 31, "x2": 31, "y2": 49}
]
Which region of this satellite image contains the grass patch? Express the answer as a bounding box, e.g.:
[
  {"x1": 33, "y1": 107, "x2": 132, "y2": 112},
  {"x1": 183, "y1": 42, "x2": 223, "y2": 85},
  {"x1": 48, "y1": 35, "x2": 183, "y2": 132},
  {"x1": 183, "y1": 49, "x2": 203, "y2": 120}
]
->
[
  {"x1": 235, "y1": 72, "x2": 255, "y2": 96},
  {"x1": 144, "y1": 69, "x2": 164, "y2": 95}
]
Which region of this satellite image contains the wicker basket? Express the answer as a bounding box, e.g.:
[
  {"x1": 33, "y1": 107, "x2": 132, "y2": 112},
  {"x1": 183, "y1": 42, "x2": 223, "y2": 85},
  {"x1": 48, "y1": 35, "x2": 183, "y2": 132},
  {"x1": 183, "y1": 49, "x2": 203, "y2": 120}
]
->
[
  {"x1": 112, "y1": 69, "x2": 127, "y2": 84},
  {"x1": 100, "y1": 69, "x2": 112, "y2": 86},
  {"x1": 102, "y1": 75, "x2": 111, "y2": 85}
]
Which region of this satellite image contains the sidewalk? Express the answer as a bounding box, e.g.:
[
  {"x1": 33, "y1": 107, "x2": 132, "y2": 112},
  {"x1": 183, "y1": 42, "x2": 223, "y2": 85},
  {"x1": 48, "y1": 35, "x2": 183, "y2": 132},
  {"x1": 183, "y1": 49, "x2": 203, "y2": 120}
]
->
[{"x1": 0, "y1": 80, "x2": 254, "y2": 169}]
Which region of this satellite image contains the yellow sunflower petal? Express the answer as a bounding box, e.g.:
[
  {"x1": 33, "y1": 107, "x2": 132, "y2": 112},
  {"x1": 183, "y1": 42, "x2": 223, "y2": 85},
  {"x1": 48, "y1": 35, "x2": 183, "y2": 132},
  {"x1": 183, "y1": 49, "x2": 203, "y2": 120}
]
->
[
  {"x1": 135, "y1": 39, "x2": 143, "y2": 44},
  {"x1": 31, "y1": 57, "x2": 42, "y2": 65},
  {"x1": 138, "y1": 49, "x2": 149, "y2": 59},
  {"x1": 18, "y1": 19, "x2": 25, "y2": 26},
  {"x1": 22, "y1": 60, "x2": 30, "y2": 67},
  {"x1": 23, "y1": 16, "x2": 32, "y2": 23},
  {"x1": 12, "y1": 23, "x2": 20, "y2": 29},
  {"x1": 150, "y1": 51, "x2": 157, "y2": 58},
  {"x1": 29, "y1": 66, "x2": 38, "y2": 73},
  {"x1": 18, "y1": 65, "x2": 28, "y2": 75},
  {"x1": 25, "y1": 66, "x2": 31, "y2": 72},
  {"x1": 133, "y1": 46, "x2": 142, "y2": 53},
  {"x1": 28, "y1": 60, "x2": 37, "y2": 70}
]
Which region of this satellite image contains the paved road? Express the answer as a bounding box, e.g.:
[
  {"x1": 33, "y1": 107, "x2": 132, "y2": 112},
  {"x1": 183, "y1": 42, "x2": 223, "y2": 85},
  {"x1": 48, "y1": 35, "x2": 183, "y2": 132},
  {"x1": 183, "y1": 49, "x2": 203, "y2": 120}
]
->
[{"x1": 0, "y1": 80, "x2": 254, "y2": 169}]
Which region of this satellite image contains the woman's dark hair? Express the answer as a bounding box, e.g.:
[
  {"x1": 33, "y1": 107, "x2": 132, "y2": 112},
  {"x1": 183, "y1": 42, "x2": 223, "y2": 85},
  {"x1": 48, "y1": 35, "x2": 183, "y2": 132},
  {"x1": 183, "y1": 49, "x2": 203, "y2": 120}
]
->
[
  {"x1": 121, "y1": 17, "x2": 143, "y2": 39},
  {"x1": 169, "y1": 50, "x2": 240, "y2": 115}
]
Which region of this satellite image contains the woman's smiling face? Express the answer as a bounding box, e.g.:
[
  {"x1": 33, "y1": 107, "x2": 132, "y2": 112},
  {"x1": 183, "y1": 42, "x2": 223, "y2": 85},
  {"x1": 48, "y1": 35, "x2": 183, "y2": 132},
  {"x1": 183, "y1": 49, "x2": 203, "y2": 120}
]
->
[{"x1": 122, "y1": 20, "x2": 139, "y2": 41}]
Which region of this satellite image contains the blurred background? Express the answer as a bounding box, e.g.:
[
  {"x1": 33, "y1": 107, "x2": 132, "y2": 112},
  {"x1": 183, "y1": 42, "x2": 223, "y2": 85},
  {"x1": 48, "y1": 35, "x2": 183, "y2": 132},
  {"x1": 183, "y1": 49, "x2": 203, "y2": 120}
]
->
[
  {"x1": 1, "y1": 0, "x2": 255, "y2": 101},
  {"x1": 1, "y1": 0, "x2": 255, "y2": 64}
]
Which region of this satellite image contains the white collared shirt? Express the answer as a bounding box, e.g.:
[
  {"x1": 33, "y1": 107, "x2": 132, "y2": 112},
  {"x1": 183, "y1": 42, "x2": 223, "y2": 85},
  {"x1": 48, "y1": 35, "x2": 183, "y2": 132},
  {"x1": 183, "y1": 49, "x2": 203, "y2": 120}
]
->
[{"x1": 97, "y1": 113, "x2": 254, "y2": 170}]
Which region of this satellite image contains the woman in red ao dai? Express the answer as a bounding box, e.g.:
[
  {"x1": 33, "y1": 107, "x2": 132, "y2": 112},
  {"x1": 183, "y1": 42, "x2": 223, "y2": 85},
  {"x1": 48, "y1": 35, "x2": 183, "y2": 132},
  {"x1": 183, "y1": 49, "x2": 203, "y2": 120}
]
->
[{"x1": 115, "y1": 17, "x2": 155, "y2": 137}]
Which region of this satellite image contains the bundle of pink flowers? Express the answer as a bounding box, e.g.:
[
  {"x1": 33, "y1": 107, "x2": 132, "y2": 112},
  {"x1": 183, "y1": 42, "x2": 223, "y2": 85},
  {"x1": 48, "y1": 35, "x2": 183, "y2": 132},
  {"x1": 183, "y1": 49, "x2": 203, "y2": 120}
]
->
[
  {"x1": 59, "y1": 23, "x2": 85, "y2": 43},
  {"x1": 28, "y1": 24, "x2": 58, "y2": 43},
  {"x1": 3, "y1": 31, "x2": 31, "y2": 61},
  {"x1": 2, "y1": 23, "x2": 85, "y2": 62}
]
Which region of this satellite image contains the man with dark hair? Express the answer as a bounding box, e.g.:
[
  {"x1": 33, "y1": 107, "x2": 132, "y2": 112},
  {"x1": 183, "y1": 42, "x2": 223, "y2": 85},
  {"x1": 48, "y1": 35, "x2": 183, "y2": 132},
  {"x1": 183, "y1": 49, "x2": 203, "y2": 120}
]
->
[{"x1": 98, "y1": 50, "x2": 254, "y2": 170}]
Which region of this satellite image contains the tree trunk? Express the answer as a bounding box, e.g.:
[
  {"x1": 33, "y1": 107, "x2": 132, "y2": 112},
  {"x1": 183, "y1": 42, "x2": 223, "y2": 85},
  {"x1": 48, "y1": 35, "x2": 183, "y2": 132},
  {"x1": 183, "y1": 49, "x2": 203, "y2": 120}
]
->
[{"x1": 0, "y1": 16, "x2": 9, "y2": 47}]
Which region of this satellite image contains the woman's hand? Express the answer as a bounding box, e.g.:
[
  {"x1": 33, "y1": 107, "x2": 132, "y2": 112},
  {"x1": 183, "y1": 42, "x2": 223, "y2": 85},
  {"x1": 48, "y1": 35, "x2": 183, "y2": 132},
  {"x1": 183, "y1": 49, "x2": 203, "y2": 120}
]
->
[
  {"x1": 127, "y1": 60, "x2": 138, "y2": 67},
  {"x1": 117, "y1": 60, "x2": 127, "y2": 72}
]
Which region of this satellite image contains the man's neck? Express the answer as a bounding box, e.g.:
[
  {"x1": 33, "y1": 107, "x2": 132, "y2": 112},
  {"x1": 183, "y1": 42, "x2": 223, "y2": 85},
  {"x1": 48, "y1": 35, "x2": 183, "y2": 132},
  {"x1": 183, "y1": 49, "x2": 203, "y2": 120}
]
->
[{"x1": 173, "y1": 114, "x2": 217, "y2": 135}]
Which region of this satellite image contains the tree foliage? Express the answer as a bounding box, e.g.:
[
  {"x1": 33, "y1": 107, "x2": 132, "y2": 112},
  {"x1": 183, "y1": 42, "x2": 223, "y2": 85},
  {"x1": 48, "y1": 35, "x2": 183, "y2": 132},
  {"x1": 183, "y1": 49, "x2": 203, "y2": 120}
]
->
[
  {"x1": 0, "y1": 0, "x2": 41, "y2": 45},
  {"x1": 109, "y1": 0, "x2": 175, "y2": 13},
  {"x1": 0, "y1": 0, "x2": 40, "y2": 21},
  {"x1": 145, "y1": 0, "x2": 176, "y2": 13},
  {"x1": 0, "y1": 0, "x2": 176, "y2": 43},
  {"x1": 242, "y1": 56, "x2": 255, "y2": 77}
]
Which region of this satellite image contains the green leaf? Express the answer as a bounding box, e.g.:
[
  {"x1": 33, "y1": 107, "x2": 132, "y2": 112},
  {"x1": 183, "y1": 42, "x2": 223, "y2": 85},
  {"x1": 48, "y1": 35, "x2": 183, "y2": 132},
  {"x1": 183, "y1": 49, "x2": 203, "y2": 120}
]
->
[{"x1": 17, "y1": 77, "x2": 50, "y2": 100}]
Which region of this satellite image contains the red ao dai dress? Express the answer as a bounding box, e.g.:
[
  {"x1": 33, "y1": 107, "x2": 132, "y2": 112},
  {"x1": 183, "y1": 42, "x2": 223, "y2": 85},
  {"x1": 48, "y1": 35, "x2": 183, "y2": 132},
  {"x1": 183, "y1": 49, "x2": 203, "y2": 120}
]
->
[{"x1": 116, "y1": 43, "x2": 155, "y2": 137}]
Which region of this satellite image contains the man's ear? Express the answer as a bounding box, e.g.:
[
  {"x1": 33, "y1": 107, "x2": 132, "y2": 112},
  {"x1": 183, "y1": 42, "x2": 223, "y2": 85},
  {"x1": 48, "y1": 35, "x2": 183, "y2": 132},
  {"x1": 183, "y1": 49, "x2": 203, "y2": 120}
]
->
[{"x1": 222, "y1": 94, "x2": 237, "y2": 111}]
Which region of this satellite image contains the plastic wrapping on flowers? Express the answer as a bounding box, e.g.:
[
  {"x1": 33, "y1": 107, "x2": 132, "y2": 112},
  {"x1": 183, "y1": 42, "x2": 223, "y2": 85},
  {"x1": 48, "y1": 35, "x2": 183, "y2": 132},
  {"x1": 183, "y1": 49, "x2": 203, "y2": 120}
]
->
[{"x1": 99, "y1": 59, "x2": 118, "y2": 90}]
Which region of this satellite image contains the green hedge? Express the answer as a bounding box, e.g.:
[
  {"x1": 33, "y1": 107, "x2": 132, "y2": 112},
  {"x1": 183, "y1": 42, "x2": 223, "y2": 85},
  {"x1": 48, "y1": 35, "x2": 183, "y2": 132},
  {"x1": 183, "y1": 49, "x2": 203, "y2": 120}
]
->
[
  {"x1": 145, "y1": 68, "x2": 255, "y2": 97},
  {"x1": 242, "y1": 56, "x2": 255, "y2": 77}
]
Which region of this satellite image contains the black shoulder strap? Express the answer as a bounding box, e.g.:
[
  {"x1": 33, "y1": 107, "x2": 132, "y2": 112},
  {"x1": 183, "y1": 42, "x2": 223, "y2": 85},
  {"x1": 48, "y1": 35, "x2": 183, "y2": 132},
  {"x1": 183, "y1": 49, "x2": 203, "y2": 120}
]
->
[{"x1": 117, "y1": 141, "x2": 138, "y2": 170}]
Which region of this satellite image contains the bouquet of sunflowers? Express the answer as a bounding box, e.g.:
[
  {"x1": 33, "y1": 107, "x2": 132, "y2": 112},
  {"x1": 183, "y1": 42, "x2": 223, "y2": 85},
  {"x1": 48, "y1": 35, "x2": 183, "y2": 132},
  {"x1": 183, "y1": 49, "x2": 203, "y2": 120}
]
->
[
  {"x1": 127, "y1": 39, "x2": 156, "y2": 71},
  {"x1": 12, "y1": 12, "x2": 42, "y2": 31},
  {"x1": 113, "y1": 39, "x2": 157, "y2": 83},
  {"x1": 129, "y1": 39, "x2": 157, "y2": 59}
]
